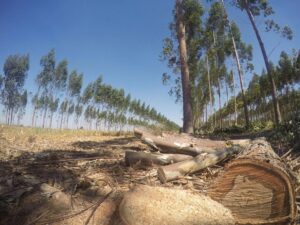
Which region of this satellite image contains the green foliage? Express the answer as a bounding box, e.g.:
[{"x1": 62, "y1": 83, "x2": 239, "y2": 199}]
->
[
  {"x1": 271, "y1": 113, "x2": 300, "y2": 146},
  {"x1": 1, "y1": 54, "x2": 29, "y2": 124}
]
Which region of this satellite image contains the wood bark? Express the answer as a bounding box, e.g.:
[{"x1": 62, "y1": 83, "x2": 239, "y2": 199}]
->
[
  {"x1": 134, "y1": 129, "x2": 222, "y2": 156},
  {"x1": 125, "y1": 150, "x2": 192, "y2": 166},
  {"x1": 176, "y1": 0, "x2": 193, "y2": 134},
  {"x1": 118, "y1": 185, "x2": 235, "y2": 225},
  {"x1": 243, "y1": 0, "x2": 281, "y2": 125},
  {"x1": 207, "y1": 138, "x2": 297, "y2": 224},
  {"x1": 157, "y1": 146, "x2": 241, "y2": 183}
]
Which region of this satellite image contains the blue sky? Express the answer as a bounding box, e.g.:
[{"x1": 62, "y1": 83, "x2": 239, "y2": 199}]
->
[{"x1": 0, "y1": 0, "x2": 299, "y2": 126}]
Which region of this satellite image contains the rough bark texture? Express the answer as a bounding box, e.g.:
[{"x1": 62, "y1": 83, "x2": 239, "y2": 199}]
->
[
  {"x1": 158, "y1": 146, "x2": 241, "y2": 183},
  {"x1": 118, "y1": 185, "x2": 235, "y2": 225},
  {"x1": 125, "y1": 150, "x2": 192, "y2": 166},
  {"x1": 207, "y1": 138, "x2": 297, "y2": 224},
  {"x1": 176, "y1": 0, "x2": 193, "y2": 134},
  {"x1": 243, "y1": 0, "x2": 281, "y2": 125}
]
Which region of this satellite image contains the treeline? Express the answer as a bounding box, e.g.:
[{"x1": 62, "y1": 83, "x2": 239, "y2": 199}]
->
[
  {"x1": 208, "y1": 50, "x2": 300, "y2": 130},
  {"x1": 0, "y1": 49, "x2": 179, "y2": 131},
  {"x1": 161, "y1": 0, "x2": 295, "y2": 132}
]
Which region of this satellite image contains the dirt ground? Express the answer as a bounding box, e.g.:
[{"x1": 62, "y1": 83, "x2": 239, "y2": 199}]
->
[{"x1": 0, "y1": 125, "x2": 223, "y2": 225}]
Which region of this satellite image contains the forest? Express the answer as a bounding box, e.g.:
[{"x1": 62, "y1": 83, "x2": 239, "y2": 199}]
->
[{"x1": 1, "y1": 0, "x2": 300, "y2": 225}]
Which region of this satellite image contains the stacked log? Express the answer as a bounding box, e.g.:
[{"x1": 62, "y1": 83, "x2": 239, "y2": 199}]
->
[{"x1": 129, "y1": 130, "x2": 297, "y2": 224}]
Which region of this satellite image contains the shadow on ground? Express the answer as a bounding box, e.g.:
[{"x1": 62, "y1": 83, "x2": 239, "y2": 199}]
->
[{"x1": 0, "y1": 136, "x2": 149, "y2": 225}]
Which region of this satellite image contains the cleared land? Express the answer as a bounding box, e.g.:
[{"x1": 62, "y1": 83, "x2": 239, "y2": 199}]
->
[{"x1": 0, "y1": 126, "x2": 221, "y2": 225}]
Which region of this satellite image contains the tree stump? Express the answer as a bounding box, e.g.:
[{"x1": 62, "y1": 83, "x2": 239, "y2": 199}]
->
[{"x1": 207, "y1": 138, "x2": 297, "y2": 225}]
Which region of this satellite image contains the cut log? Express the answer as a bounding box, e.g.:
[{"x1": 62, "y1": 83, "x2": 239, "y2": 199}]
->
[
  {"x1": 207, "y1": 138, "x2": 297, "y2": 225},
  {"x1": 134, "y1": 129, "x2": 219, "y2": 156},
  {"x1": 125, "y1": 150, "x2": 193, "y2": 166},
  {"x1": 134, "y1": 128, "x2": 250, "y2": 156},
  {"x1": 118, "y1": 185, "x2": 235, "y2": 225},
  {"x1": 157, "y1": 146, "x2": 241, "y2": 183}
]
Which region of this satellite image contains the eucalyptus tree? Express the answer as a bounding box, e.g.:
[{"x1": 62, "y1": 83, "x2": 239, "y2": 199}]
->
[
  {"x1": 217, "y1": 0, "x2": 252, "y2": 128},
  {"x1": 232, "y1": 0, "x2": 293, "y2": 125},
  {"x1": 65, "y1": 70, "x2": 83, "y2": 128},
  {"x1": 1, "y1": 54, "x2": 29, "y2": 125},
  {"x1": 16, "y1": 90, "x2": 28, "y2": 125},
  {"x1": 36, "y1": 49, "x2": 56, "y2": 128},
  {"x1": 161, "y1": 0, "x2": 204, "y2": 133},
  {"x1": 48, "y1": 97, "x2": 59, "y2": 128},
  {"x1": 59, "y1": 100, "x2": 68, "y2": 129},
  {"x1": 205, "y1": 1, "x2": 230, "y2": 129},
  {"x1": 74, "y1": 103, "x2": 83, "y2": 128}
]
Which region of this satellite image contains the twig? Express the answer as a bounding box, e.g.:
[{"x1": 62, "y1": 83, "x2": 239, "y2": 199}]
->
[{"x1": 281, "y1": 148, "x2": 294, "y2": 159}]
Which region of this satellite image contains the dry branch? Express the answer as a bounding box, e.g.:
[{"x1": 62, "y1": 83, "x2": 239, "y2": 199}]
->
[
  {"x1": 125, "y1": 150, "x2": 192, "y2": 166},
  {"x1": 157, "y1": 146, "x2": 241, "y2": 183}
]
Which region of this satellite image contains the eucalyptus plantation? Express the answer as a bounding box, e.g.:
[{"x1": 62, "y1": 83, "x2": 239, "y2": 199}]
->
[{"x1": 0, "y1": 54, "x2": 29, "y2": 125}]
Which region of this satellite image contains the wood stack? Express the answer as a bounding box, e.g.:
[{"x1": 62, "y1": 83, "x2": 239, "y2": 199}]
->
[{"x1": 126, "y1": 129, "x2": 297, "y2": 225}]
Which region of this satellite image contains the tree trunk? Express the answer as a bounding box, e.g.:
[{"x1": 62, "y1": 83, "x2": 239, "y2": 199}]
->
[
  {"x1": 176, "y1": 0, "x2": 193, "y2": 134},
  {"x1": 118, "y1": 185, "x2": 235, "y2": 225},
  {"x1": 243, "y1": 0, "x2": 281, "y2": 125},
  {"x1": 207, "y1": 138, "x2": 297, "y2": 224},
  {"x1": 125, "y1": 151, "x2": 193, "y2": 166},
  {"x1": 60, "y1": 113, "x2": 64, "y2": 129},
  {"x1": 32, "y1": 107, "x2": 37, "y2": 127},
  {"x1": 157, "y1": 146, "x2": 240, "y2": 183},
  {"x1": 206, "y1": 55, "x2": 213, "y2": 117},
  {"x1": 49, "y1": 112, "x2": 53, "y2": 128},
  {"x1": 221, "y1": 0, "x2": 250, "y2": 129},
  {"x1": 42, "y1": 107, "x2": 48, "y2": 128},
  {"x1": 232, "y1": 71, "x2": 238, "y2": 125}
]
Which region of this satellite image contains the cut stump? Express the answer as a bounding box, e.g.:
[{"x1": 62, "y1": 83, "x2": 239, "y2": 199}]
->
[{"x1": 207, "y1": 138, "x2": 297, "y2": 225}]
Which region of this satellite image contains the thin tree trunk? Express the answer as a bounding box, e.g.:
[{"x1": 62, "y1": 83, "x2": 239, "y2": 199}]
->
[
  {"x1": 32, "y1": 107, "x2": 37, "y2": 127},
  {"x1": 60, "y1": 113, "x2": 64, "y2": 129},
  {"x1": 176, "y1": 0, "x2": 193, "y2": 134},
  {"x1": 243, "y1": 0, "x2": 281, "y2": 125},
  {"x1": 49, "y1": 112, "x2": 53, "y2": 128},
  {"x1": 221, "y1": 0, "x2": 250, "y2": 129},
  {"x1": 232, "y1": 71, "x2": 238, "y2": 125},
  {"x1": 42, "y1": 107, "x2": 48, "y2": 128},
  {"x1": 206, "y1": 55, "x2": 213, "y2": 116}
]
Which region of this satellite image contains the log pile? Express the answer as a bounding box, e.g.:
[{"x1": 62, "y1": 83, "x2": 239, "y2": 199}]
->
[{"x1": 123, "y1": 129, "x2": 297, "y2": 225}]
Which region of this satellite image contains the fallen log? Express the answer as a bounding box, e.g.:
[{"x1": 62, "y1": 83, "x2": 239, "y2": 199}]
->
[
  {"x1": 125, "y1": 150, "x2": 193, "y2": 166},
  {"x1": 118, "y1": 185, "x2": 235, "y2": 225},
  {"x1": 157, "y1": 146, "x2": 241, "y2": 183},
  {"x1": 134, "y1": 129, "x2": 250, "y2": 156},
  {"x1": 207, "y1": 138, "x2": 297, "y2": 225}
]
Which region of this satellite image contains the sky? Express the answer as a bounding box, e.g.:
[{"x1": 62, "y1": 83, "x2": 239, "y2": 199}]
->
[{"x1": 0, "y1": 0, "x2": 299, "y2": 126}]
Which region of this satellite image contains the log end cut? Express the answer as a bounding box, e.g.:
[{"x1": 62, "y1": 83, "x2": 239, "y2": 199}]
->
[{"x1": 208, "y1": 158, "x2": 297, "y2": 225}]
